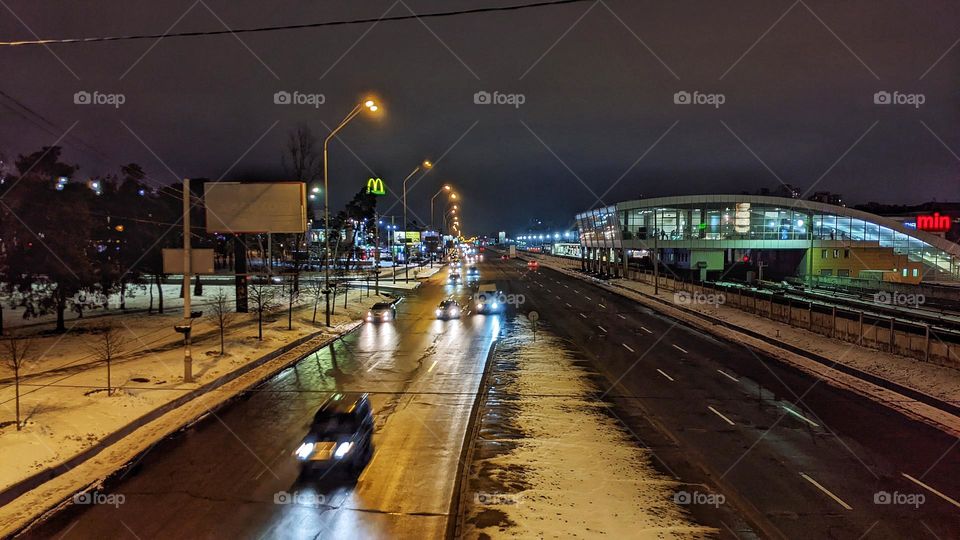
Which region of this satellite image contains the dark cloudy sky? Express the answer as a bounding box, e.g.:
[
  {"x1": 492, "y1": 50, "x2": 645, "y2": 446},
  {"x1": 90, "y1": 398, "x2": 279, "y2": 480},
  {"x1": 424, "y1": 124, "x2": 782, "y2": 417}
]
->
[{"x1": 1, "y1": 0, "x2": 958, "y2": 234}]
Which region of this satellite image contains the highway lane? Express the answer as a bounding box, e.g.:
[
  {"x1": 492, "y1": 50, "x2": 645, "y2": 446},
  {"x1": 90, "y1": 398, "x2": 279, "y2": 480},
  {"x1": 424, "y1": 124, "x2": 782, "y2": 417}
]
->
[
  {"x1": 489, "y1": 256, "x2": 960, "y2": 539},
  {"x1": 23, "y1": 268, "x2": 499, "y2": 540}
]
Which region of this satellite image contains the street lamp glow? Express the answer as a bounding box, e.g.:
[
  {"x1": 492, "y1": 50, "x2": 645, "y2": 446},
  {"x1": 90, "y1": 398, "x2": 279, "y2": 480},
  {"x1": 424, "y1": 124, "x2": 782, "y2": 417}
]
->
[
  {"x1": 422, "y1": 160, "x2": 433, "y2": 170},
  {"x1": 311, "y1": 186, "x2": 320, "y2": 194},
  {"x1": 364, "y1": 99, "x2": 378, "y2": 111}
]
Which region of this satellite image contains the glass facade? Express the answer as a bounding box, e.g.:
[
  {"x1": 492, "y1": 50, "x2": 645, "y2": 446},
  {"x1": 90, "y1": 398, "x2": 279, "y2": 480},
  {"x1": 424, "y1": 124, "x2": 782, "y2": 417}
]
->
[{"x1": 576, "y1": 196, "x2": 960, "y2": 281}]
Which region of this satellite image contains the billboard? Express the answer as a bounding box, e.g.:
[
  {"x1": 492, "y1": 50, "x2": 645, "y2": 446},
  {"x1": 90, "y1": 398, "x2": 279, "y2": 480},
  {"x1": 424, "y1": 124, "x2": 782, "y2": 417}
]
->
[
  {"x1": 162, "y1": 248, "x2": 216, "y2": 274},
  {"x1": 205, "y1": 182, "x2": 306, "y2": 233}
]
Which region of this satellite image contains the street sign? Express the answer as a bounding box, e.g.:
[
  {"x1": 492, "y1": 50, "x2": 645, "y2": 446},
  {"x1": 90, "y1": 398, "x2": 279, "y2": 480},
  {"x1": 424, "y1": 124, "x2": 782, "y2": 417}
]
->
[{"x1": 527, "y1": 311, "x2": 539, "y2": 322}]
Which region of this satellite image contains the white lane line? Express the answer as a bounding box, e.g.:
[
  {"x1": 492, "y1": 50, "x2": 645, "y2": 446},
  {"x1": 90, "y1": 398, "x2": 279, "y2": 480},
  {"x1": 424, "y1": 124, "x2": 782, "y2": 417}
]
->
[
  {"x1": 617, "y1": 314, "x2": 627, "y2": 320},
  {"x1": 565, "y1": 303, "x2": 572, "y2": 308},
  {"x1": 656, "y1": 368, "x2": 674, "y2": 382},
  {"x1": 707, "y1": 406, "x2": 736, "y2": 426},
  {"x1": 584, "y1": 295, "x2": 592, "y2": 300},
  {"x1": 902, "y1": 473, "x2": 960, "y2": 509},
  {"x1": 564, "y1": 284, "x2": 570, "y2": 288},
  {"x1": 555, "y1": 295, "x2": 561, "y2": 300},
  {"x1": 358, "y1": 449, "x2": 381, "y2": 483},
  {"x1": 640, "y1": 326, "x2": 652, "y2": 334},
  {"x1": 598, "y1": 303, "x2": 606, "y2": 309},
  {"x1": 800, "y1": 473, "x2": 852, "y2": 510},
  {"x1": 597, "y1": 325, "x2": 607, "y2": 333},
  {"x1": 717, "y1": 369, "x2": 739, "y2": 383},
  {"x1": 672, "y1": 344, "x2": 688, "y2": 353},
  {"x1": 579, "y1": 313, "x2": 587, "y2": 318},
  {"x1": 782, "y1": 405, "x2": 820, "y2": 428},
  {"x1": 622, "y1": 343, "x2": 635, "y2": 353},
  {"x1": 428, "y1": 360, "x2": 439, "y2": 373}
]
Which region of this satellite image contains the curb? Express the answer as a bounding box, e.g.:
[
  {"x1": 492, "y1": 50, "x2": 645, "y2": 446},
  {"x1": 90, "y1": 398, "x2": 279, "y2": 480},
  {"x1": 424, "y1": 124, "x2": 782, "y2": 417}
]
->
[
  {"x1": 0, "y1": 322, "x2": 360, "y2": 509},
  {"x1": 445, "y1": 337, "x2": 499, "y2": 540}
]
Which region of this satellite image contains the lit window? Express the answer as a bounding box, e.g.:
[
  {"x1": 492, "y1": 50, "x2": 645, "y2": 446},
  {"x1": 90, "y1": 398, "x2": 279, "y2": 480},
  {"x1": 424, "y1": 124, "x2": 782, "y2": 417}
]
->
[{"x1": 913, "y1": 268, "x2": 918, "y2": 277}]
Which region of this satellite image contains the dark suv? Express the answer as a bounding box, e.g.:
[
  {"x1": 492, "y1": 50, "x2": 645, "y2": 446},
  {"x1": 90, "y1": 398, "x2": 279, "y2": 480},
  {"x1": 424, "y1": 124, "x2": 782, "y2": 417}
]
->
[{"x1": 294, "y1": 393, "x2": 374, "y2": 476}]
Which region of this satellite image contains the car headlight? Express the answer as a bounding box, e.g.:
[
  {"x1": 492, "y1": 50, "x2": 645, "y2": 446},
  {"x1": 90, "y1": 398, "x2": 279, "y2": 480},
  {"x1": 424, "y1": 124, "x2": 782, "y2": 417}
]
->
[
  {"x1": 476, "y1": 303, "x2": 482, "y2": 309},
  {"x1": 334, "y1": 442, "x2": 353, "y2": 459},
  {"x1": 436, "y1": 309, "x2": 443, "y2": 316},
  {"x1": 295, "y1": 442, "x2": 314, "y2": 460},
  {"x1": 451, "y1": 308, "x2": 459, "y2": 316},
  {"x1": 491, "y1": 302, "x2": 499, "y2": 309}
]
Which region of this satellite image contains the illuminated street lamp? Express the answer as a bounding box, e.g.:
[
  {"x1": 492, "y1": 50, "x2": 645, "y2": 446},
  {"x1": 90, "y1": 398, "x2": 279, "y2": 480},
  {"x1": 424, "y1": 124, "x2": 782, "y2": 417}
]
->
[
  {"x1": 322, "y1": 97, "x2": 379, "y2": 325},
  {"x1": 402, "y1": 159, "x2": 433, "y2": 281},
  {"x1": 430, "y1": 184, "x2": 453, "y2": 232}
]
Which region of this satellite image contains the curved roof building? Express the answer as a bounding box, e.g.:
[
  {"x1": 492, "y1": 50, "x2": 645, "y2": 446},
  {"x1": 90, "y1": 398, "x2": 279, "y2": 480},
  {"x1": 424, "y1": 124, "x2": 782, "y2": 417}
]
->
[{"x1": 576, "y1": 195, "x2": 960, "y2": 282}]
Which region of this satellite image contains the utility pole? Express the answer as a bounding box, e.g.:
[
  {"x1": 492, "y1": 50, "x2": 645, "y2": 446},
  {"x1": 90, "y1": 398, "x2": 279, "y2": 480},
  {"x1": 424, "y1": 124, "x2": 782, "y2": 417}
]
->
[
  {"x1": 182, "y1": 178, "x2": 193, "y2": 383},
  {"x1": 374, "y1": 212, "x2": 380, "y2": 296},
  {"x1": 653, "y1": 210, "x2": 659, "y2": 296},
  {"x1": 391, "y1": 216, "x2": 397, "y2": 284}
]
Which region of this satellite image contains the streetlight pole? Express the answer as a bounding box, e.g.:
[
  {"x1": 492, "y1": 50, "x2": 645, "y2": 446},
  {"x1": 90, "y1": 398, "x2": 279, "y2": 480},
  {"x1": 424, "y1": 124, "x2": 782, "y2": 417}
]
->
[
  {"x1": 322, "y1": 99, "x2": 378, "y2": 326},
  {"x1": 402, "y1": 160, "x2": 432, "y2": 282}
]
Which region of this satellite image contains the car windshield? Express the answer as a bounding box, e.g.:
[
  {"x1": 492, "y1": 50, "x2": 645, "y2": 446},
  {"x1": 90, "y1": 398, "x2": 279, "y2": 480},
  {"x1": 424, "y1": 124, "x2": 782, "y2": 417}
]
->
[
  {"x1": 441, "y1": 301, "x2": 456, "y2": 308},
  {"x1": 311, "y1": 412, "x2": 358, "y2": 436},
  {"x1": 372, "y1": 303, "x2": 392, "y2": 310}
]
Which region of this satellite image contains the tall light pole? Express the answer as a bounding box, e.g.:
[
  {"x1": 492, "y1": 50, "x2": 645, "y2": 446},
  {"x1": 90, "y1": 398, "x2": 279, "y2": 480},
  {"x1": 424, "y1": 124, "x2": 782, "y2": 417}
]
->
[
  {"x1": 402, "y1": 159, "x2": 432, "y2": 281},
  {"x1": 430, "y1": 184, "x2": 453, "y2": 232},
  {"x1": 322, "y1": 98, "x2": 379, "y2": 326}
]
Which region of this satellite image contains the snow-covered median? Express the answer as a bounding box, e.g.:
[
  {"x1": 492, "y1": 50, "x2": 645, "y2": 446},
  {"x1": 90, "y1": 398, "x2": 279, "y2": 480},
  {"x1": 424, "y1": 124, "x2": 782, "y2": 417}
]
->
[{"x1": 462, "y1": 324, "x2": 714, "y2": 538}]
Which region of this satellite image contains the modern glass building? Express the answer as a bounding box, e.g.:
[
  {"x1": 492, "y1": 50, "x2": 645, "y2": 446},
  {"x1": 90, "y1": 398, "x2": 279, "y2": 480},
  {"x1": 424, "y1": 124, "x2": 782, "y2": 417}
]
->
[{"x1": 576, "y1": 195, "x2": 960, "y2": 283}]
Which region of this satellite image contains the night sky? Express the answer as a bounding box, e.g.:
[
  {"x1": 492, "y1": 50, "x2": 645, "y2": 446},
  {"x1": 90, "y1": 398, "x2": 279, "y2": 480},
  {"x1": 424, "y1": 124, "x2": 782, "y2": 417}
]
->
[{"x1": 1, "y1": 0, "x2": 958, "y2": 234}]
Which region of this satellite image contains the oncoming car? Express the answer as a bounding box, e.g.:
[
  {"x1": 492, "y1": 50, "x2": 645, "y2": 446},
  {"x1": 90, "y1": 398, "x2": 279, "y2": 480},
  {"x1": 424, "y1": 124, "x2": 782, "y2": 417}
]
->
[
  {"x1": 475, "y1": 284, "x2": 504, "y2": 314},
  {"x1": 366, "y1": 302, "x2": 396, "y2": 322},
  {"x1": 466, "y1": 265, "x2": 480, "y2": 281},
  {"x1": 448, "y1": 272, "x2": 462, "y2": 286},
  {"x1": 436, "y1": 299, "x2": 462, "y2": 319},
  {"x1": 294, "y1": 393, "x2": 374, "y2": 476}
]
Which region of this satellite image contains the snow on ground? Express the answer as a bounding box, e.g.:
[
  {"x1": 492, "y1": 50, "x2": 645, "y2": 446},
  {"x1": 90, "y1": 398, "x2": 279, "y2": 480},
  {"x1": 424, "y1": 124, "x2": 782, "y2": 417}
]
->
[
  {"x1": 462, "y1": 323, "x2": 714, "y2": 539},
  {"x1": 528, "y1": 253, "x2": 960, "y2": 405},
  {"x1": 0, "y1": 284, "x2": 384, "y2": 495}
]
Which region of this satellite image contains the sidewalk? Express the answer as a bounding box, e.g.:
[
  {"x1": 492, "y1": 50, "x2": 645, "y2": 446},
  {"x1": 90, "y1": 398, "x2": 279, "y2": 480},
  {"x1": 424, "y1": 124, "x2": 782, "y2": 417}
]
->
[{"x1": 0, "y1": 285, "x2": 376, "y2": 498}]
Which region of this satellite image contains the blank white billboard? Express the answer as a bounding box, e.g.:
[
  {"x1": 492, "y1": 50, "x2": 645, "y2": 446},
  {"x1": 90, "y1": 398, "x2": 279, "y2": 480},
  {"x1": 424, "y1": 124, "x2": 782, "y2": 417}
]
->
[
  {"x1": 205, "y1": 182, "x2": 306, "y2": 233},
  {"x1": 162, "y1": 248, "x2": 216, "y2": 274}
]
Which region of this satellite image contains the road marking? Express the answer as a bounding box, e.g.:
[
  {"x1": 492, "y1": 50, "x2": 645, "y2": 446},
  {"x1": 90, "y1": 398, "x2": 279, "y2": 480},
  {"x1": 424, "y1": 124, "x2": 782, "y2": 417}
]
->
[
  {"x1": 617, "y1": 314, "x2": 627, "y2": 320},
  {"x1": 579, "y1": 313, "x2": 587, "y2": 319},
  {"x1": 598, "y1": 303, "x2": 606, "y2": 309},
  {"x1": 565, "y1": 302, "x2": 572, "y2": 308},
  {"x1": 546, "y1": 288, "x2": 552, "y2": 292},
  {"x1": 622, "y1": 343, "x2": 635, "y2": 352},
  {"x1": 564, "y1": 284, "x2": 570, "y2": 288},
  {"x1": 597, "y1": 325, "x2": 607, "y2": 333},
  {"x1": 707, "y1": 406, "x2": 735, "y2": 426},
  {"x1": 902, "y1": 473, "x2": 960, "y2": 509},
  {"x1": 656, "y1": 368, "x2": 674, "y2": 382},
  {"x1": 782, "y1": 405, "x2": 819, "y2": 427},
  {"x1": 358, "y1": 449, "x2": 381, "y2": 483},
  {"x1": 717, "y1": 369, "x2": 739, "y2": 383},
  {"x1": 672, "y1": 344, "x2": 688, "y2": 353},
  {"x1": 584, "y1": 295, "x2": 592, "y2": 300},
  {"x1": 428, "y1": 360, "x2": 439, "y2": 373},
  {"x1": 800, "y1": 473, "x2": 852, "y2": 510},
  {"x1": 556, "y1": 295, "x2": 561, "y2": 299}
]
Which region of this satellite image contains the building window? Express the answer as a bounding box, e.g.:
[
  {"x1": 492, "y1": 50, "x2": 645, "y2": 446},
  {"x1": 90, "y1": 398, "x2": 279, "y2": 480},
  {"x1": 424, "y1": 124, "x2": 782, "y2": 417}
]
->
[
  {"x1": 833, "y1": 249, "x2": 840, "y2": 258},
  {"x1": 844, "y1": 249, "x2": 850, "y2": 258},
  {"x1": 902, "y1": 268, "x2": 908, "y2": 277},
  {"x1": 838, "y1": 269, "x2": 850, "y2": 277},
  {"x1": 821, "y1": 249, "x2": 828, "y2": 259},
  {"x1": 913, "y1": 268, "x2": 918, "y2": 277},
  {"x1": 820, "y1": 269, "x2": 833, "y2": 276}
]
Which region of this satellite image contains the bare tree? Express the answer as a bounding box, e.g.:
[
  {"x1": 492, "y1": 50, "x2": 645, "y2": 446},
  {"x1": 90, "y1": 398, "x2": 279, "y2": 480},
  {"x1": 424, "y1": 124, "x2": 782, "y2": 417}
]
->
[
  {"x1": 282, "y1": 125, "x2": 322, "y2": 184},
  {"x1": 2, "y1": 336, "x2": 33, "y2": 431},
  {"x1": 249, "y1": 281, "x2": 279, "y2": 340},
  {"x1": 88, "y1": 324, "x2": 125, "y2": 396},
  {"x1": 208, "y1": 289, "x2": 234, "y2": 355},
  {"x1": 306, "y1": 278, "x2": 325, "y2": 324}
]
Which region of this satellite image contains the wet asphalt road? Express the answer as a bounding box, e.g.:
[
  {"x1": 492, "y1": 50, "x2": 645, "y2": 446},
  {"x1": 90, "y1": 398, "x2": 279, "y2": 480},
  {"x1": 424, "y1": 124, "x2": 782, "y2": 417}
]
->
[
  {"x1": 22, "y1": 269, "x2": 499, "y2": 540},
  {"x1": 488, "y1": 256, "x2": 959, "y2": 539}
]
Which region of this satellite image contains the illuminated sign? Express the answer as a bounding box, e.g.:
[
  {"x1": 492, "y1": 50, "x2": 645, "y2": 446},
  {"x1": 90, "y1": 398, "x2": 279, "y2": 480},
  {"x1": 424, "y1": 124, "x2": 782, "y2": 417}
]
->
[
  {"x1": 366, "y1": 177, "x2": 386, "y2": 196},
  {"x1": 916, "y1": 212, "x2": 951, "y2": 233},
  {"x1": 734, "y1": 203, "x2": 751, "y2": 233}
]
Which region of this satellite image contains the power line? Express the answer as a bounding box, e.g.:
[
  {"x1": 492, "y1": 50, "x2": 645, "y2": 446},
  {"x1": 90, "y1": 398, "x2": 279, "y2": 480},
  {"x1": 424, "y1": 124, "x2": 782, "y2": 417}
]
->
[{"x1": 0, "y1": 0, "x2": 591, "y2": 47}]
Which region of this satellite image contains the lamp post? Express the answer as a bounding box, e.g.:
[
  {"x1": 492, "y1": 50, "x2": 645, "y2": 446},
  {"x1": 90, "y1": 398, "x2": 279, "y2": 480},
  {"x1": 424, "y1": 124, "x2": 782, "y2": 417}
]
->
[
  {"x1": 322, "y1": 98, "x2": 378, "y2": 326},
  {"x1": 402, "y1": 160, "x2": 432, "y2": 281},
  {"x1": 430, "y1": 185, "x2": 453, "y2": 232}
]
